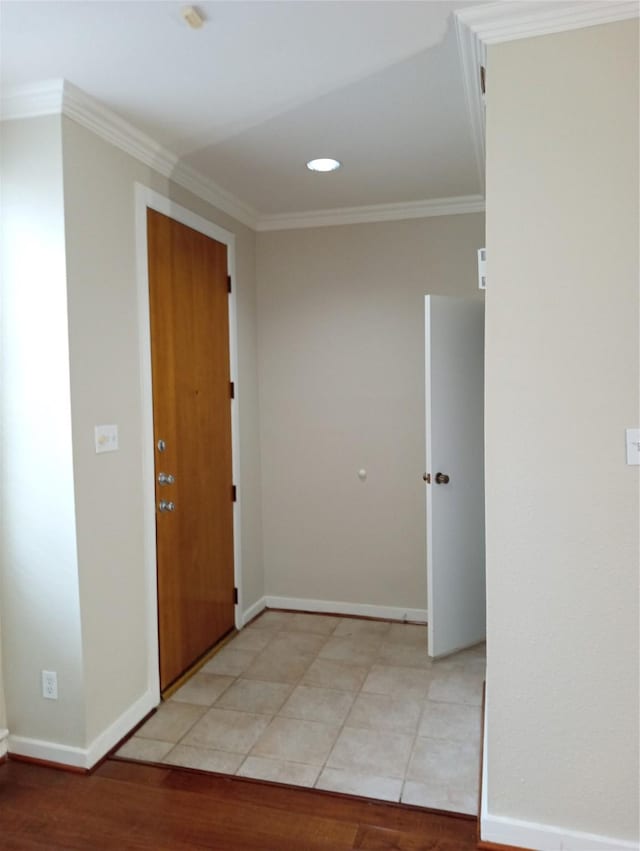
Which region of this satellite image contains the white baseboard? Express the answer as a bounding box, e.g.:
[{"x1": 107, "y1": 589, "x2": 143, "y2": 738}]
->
[
  {"x1": 481, "y1": 704, "x2": 638, "y2": 851},
  {"x1": 242, "y1": 596, "x2": 267, "y2": 626},
  {"x1": 85, "y1": 686, "x2": 158, "y2": 768},
  {"x1": 9, "y1": 687, "x2": 158, "y2": 769},
  {"x1": 263, "y1": 595, "x2": 428, "y2": 623},
  {"x1": 9, "y1": 734, "x2": 88, "y2": 768},
  {"x1": 481, "y1": 812, "x2": 639, "y2": 851},
  {"x1": 0, "y1": 727, "x2": 9, "y2": 758}
]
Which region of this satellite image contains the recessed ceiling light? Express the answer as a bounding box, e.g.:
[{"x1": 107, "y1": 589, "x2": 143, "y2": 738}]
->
[{"x1": 306, "y1": 158, "x2": 342, "y2": 173}]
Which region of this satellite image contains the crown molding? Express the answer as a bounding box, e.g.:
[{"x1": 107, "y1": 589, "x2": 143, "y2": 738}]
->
[
  {"x1": 0, "y1": 78, "x2": 64, "y2": 120},
  {"x1": 62, "y1": 80, "x2": 259, "y2": 228},
  {"x1": 455, "y1": 1, "x2": 639, "y2": 47},
  {"x1": 1, "y1": 79, "x2": 485, "y2": 233},
  {"x1": 455, "y1": 1, "x2": 639, "y2": 203},
  {"x1": 255, "y1": 195, "x2": 485, "y2": 232},
  {"x1": 0, "y1": 79, "x2": 258, "y2": 229},
  {"x1": 62, "y1": 80, "x2": 177, "y2": 175},
  {"x1": 2, "y1": 4, "x2": 637, "y2": 236}
]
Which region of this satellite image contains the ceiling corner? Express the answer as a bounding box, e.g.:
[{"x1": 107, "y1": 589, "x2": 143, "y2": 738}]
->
[{"x1": 454, "y1": 10, "x2": 486, "y2": 194}]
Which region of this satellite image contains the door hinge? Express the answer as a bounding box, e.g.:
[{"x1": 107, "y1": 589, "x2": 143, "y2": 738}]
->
[
  {"x1": 227, "y1": 274, "x2": 232, "y2": 294},
  {"x1": 233, "y1": 587, "x2": 238, "y2": 605},
  {"x1": 230, "y1": 381, "x2": 235, "y2": 399},
  {"x1": 477, "y1": 247, "x2": 486, "y2": 290},
  {"x1": 231, "y1": 484, "x2": 237, "y2": 502}
]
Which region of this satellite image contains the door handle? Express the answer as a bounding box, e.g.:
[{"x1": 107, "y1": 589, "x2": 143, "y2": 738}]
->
[
  {"x1": 158, "y1": 472, "x2": 175, "y2": 485},
  {"x1": 158, "y1": 500, "x2": 176, "y2": 512},
  {"x1": 423, "y1": 473, "x2": 431, "y2": 483},
  {"x1": 435, "y1": 472, "x2": 450, "y2": 484}
]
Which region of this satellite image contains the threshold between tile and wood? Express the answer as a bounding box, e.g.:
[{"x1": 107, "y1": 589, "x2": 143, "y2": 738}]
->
[{"x1": 115, "y1": 608, "x2": 486, "y2": 815}]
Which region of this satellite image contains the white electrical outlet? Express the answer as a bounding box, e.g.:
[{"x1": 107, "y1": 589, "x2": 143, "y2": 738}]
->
[{"x1": 42, "y1": 670, "x2": 58, "y2": 700}]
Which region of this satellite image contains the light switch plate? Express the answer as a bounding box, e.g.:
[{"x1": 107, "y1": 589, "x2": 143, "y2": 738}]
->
[
  {"x1": 625, "y1": 428, "x2": 640, "y2": 465},
  {"x1": 95, "y1": 424, "x2": 119, "y2": 454}
]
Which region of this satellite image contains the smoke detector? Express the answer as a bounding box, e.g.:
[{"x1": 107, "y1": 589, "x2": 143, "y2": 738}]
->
[{"x1": 181, "y1": 6, "x2": 204, "y2": 29}]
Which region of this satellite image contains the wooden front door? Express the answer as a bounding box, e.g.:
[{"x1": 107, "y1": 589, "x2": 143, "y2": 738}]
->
[{"x1": 147, "y1": 208, "x2": 235, "y2": 692}]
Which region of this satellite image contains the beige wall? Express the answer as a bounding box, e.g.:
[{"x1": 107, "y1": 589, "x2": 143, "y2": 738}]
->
[
  {"x1": 485, "y1": 20, "x2": 639, "y2": 842},
  {"x1": 0, "y1": 113, "x2": 263, "y2": 759},
  {"x1": 0, "y1": 116, "x2": 86, "y2": 748},
  {"x1": 61, "y1": 117, "x2": 263, "y2": 744},
  {"x1": 257, "y1": 215, "x2": 484, "y2": 611}
]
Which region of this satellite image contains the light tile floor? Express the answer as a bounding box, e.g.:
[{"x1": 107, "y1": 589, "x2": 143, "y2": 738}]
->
[{"x1": 117, "y1": 610, "x2": 485, "y2": 813}]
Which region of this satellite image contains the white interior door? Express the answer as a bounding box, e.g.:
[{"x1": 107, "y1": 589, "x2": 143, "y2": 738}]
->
[{"x1": 425, "y1": 295, "x2": 486, "y2": 658}]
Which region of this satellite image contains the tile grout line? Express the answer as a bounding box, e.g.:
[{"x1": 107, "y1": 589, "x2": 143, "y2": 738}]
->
[
  {"x1": 401, "y1": 657, "x2": 486, "y2": 809},
  {"x1": 168, "y1": 619, "x2": 286, "y2": 770},
  {"x1": 274, "y1": 614, "x2": 352, "y2": 789},
  {"x1": 274, "y1": 618, "x2": 429, "y2": 798},
  {"x1": 236, "y1": 615, "x2": 390, "y2": 792},
  {"x1": 161, "y1": 700, "x2": 220, "y2": 762},
  {"x1": 145, "y1": 613, "x2": 483, "y2": 808},
  {"x1": 309, "y1": 620, "x2": 419, "y2": 801},
  {"x1": 233, "y1": 619, "x2": 289, "y2": 777},
  {"x1": 401, "y1": 669, "x2": 432, "y2": 805},
  {"x1": 231, "y1": 616, "x2": 338, "y2": 781},
  {"x1": 310, "y1": 619, "x2": 374, "y2": 793}
]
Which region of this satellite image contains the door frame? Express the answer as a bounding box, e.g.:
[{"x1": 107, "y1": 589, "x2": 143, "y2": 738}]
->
[{"x1": 134, "y1": 183, "x2": 243, "y2": 703}]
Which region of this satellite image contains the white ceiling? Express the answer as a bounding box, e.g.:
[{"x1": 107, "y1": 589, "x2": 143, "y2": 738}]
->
[{"x1": 0, "y1": 1, "x2": 486, "y2": 216}]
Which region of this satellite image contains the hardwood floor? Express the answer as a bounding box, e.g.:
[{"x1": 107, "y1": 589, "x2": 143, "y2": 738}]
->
[{"x1": 0, "y1": 757, "x2": 478, "y2": 850}]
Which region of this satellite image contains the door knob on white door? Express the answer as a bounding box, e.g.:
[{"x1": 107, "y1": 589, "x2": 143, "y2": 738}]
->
[{"x1": 435, "y1": 472, "x2": 450, "y2": 484}]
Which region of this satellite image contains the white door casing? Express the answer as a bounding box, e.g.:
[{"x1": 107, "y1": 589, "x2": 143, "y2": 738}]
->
[{"x1": 134, "y1": 184, "x2": 243, "y2": 704}]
